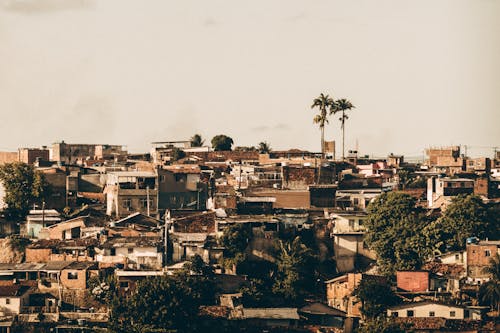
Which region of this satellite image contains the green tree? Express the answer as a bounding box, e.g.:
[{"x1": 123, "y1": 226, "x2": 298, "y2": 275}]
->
[
  {"x1": 335, "y1": 98, "x2": 355, "y2": 161},
  {"x1": 170, "y1": 147, "x2": 186, "y2": 162},
  {"x1": 272, "y1": 236, "x2": 317, "y2": 303},
  {"x1": 211, "y1": 135, "x2": 234, "y2": 151},
  {"x1": 220, "y1": 223, "x2": 252, "y2": 258},
  {"x1": 311, "y1": 93, "x2": 336, "y2": 159},
  {"x1": 0, "y1": 162, "x2": 50, "y2": 220},
  {"x1": 365, "y1": 192, "x2": 431, "y2": 275},
  {"x1": 109, "y1": 271, "x2": 214, "y2": 333},
  {"x1": 258, "y1": 141, "x2": 271, "y2": 154},
  {"x1": 353, "y1": 278, "x2": 398, "y2": 319},
  {"x1": 429, "y1": 194, "x2": 495, "y2": 251},
  {"x1": 190, "y1": 134, "x2": 205, "y2": 147}
]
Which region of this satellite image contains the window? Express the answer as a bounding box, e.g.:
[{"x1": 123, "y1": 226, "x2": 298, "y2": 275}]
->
[
  {"x1": 391, "y1": 312, "x2": 398, "y2": 317},
  {"x1": 160, "y1": 175, "x2": 166, "y2": 183},
  {"x1": 67, "y1": 272, "x2": 78, "y2": 280},
  {"x1": 128, "y1": 248, "x2": 133, "y2": 254},
  {"x1": 348, "y1": 219, "x2": 355, "y2": 228},
  {"x1": 5, "y1": 298, "x2": 10, "y2": 305},
  {"x1": 140, "y1": 199, "x2": 154, "y2": 208},
  {"x1": 464, "y1": 310, "x2": 470, "y2": 318},
  {"x1": 407, "y1": 310, "x2": 414, "y2": 317},
  {"x1": 119, "y1": 281, "x2": 129, "y2": 288},
  {"x1": 455, "y1": 254, "x2": 460, "y2": 260},
  {"x1": 485, "y1": 250, "x2": 491, "y2": 257},
  {"x1": 450, "y1": 311, "x2": 456, "y2": 317},
  {"x1": 122, "y1": 199, "x2": 131, "y2": 208},
  {"x1": 429, "y1": 311, "x2": 435, "y2": 317}
]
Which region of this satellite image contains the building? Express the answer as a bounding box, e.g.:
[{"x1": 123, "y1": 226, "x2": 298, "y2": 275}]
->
[
  {"x1": 158, "y1": 166, "x2": 207, "y2": 211},
  {"x1": 52, "y1": 141, "x2": 126, "y2": 165},
  {"x1": 18, "y1": 148, "x2": 49, "y2": 165},
  {"x1": 426, "y1": 146, "x2": 464, "y2": 175},
  {"x1": 387, "y1": 301, "x2": 483, "y2": 320},
  {"x1": 466, "y1": 240, "x2": 500, "y2": 283},
  {"x1": 105, "y1": 171, "x2": 159, "y2": 218},
  {"x1": 427, "y1": 177, "x2": 474, "y2": 208},
  {"x1": 0, "y1": 285, "x2": 31, "y2": 316},
  {"x1": 25, "y1": 210, "x2": 62, "y2": 238}
]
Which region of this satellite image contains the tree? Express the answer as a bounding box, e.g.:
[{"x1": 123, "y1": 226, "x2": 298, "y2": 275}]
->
[
  {"x1": 190, "y1": 134, "x2": 205, "y2": 147},
  {"x1": 109, "y1": 270, "x2": 214, "y2": 332},
  {"x1": 353, "y1": 278, "x2": 399, "y2": 319},
  {"x1": 272, "y1": 236, "x2": 317, "y2": 303},
  {"x1": 311, "y1": 93, "x2": 335, "y2": 159},
  {"x1": 335, "y1": 98, "x2": 354, "y2": 161},
  {"x1": 220, "y1": 223, "x2": 252, "y2": 258},
  {"x1": 211, "y1": 135, "x2": 234, "y2": 151},
  {"x1": 479, "y1": 254, "x2": 500, "y2": 315},
  {"x1": 258, "y1": 141, "x2": 271, "y2": 154},
  {"x1": 0, "y1": 162, "x2": 50, "y2": 220},
  {"x1": 170, "y1": 147, "x2": 186, "y2": 162},
  {"x1": 429, "y1": 194, "x2": 496, "y2": 251},
  {"x1": 365, "y1": 192, "x2": 432, "y2": 275}
]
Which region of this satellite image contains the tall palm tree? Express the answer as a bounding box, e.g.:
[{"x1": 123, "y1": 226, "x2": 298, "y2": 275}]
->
[
  {"x1": 311, "y1": 93, "x2": 335, "y2": 159},
  {"x1": 335, "y1": 98, "x2": 355, "y2": 161},
  {"x1": 258, "y1": 141, "x2": 271, "y2": 154}
]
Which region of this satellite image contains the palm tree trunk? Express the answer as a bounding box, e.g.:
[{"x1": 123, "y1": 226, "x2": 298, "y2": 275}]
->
[
  {"x1": 342, "y1": 111, "x2": 346, "y2": 161},
  {"x1": 321, "y1": 126, "x2": 325, "y2": 159}
]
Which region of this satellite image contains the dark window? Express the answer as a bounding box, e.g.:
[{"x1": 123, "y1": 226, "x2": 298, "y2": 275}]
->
[
  {"x1": 67, "y1": 272, "x2": 78, "y2": 280},
  {"x1": 391, "y1": 312, "x2": 398, "y2": 317},
  {"x1": 407, "y1": 310, "x2": 414, "y2": 317},
  {"x1": 128, "y1": 248, "x2": 133, "y2": 254},
  {"x1": 122, "y1": 199, "x2": 131, "y2": 208},
  {"x1": 429, "y1": 311, "x2": 435, "y2": 317},
  {"x1": 450, "y1": 311, "x2": 456, "y2": 317},
  {"x1": 119, "y1": 281, "x2": 129, "y2": 288},
  {"x1": 5, "y1": 298, "x2": 10, "y2": 305},
  {"x1": 485, "y1": 250, "x2": 491, "y2": 257}
]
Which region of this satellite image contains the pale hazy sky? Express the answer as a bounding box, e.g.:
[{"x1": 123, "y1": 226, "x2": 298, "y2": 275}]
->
[{"x1": 0, "y1": 0, "x2": 499, "y2": 157}]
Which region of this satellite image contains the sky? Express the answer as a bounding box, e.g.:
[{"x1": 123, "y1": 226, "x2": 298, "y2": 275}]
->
[{"x1": 0, "y1": 0, "x2": 499, "y2": 157}]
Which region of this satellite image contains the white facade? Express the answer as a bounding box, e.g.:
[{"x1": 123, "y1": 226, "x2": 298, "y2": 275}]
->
[{"x1": 387, "y1": 302, "x2": 482, "y2": 320}]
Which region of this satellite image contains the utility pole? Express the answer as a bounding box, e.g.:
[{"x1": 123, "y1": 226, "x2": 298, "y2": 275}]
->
[{"x1": 146, "y1": 186, "x2": 150, "y2": 216}]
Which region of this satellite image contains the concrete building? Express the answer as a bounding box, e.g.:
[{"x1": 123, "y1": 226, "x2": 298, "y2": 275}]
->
[
  {"x1": 387, "y1": 301, "x2": 483, "y2": 320},
  {"x1": 18, "y1": 148, "x2": 49, "y2": 165},
  {"x1": 52, "y1": 141, "x2": 126, "y2": 165},
  {"x1": 427, "y1": 177, "x2": 474, "y2": 208},
  {"x1": 105, "y1": 171, "x2": 159, "y2": 218},
  {"x1": 425, "y1": 146, "x2": 464, "y2": 175},
  {"x1": 466, "y1": 240, "x2": 500, "y2": 283}
]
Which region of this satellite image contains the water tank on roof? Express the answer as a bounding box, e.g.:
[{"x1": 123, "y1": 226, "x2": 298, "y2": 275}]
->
[{"x1": 467, "y1": 237, "x2": 479, "y2": 245}]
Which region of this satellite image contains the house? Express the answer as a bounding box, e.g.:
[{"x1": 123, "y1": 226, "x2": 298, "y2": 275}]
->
[
  {"x1": 18, "y1": 148, "x2": 49, "y2": 165},
  {"x1": 325, "y1": 273, "x2": 386, "y2": 318},
  {"x1": 115, "y1": 270, "x2": 164, "y2": 296},
  {"x1": 170, "y1": 233, "x2": 208, "y2": 263},
  {"x1": 60, "y1": 262, "x2": 98, "y2": 290},
  {"x1": 466, "y1": 240, "x2": 500, "y2": 283},
  {"x1": 329, "y1": 213, "x2": 375, "y2": 273},
  {"x1": 105, "y1": 171, "x2": 159, "y2": 218},
  {"x1": 158, "y1": 165, "x2": 207, "y2": 210},
  {"x1": 241, "y1": 308, "x2": 299, "y2": 328},
  {"x1": 25, "y1": 239, "x2": 97, "y2": 263},
  {"x1": 298, "y1": 302, "x2": 347, "y2": 330},
  {"x1": 427, "y1": 177, "x2": 474, "y2": 208},
  {"x1": 425, "y1": 146, "x2": 464, "y2": 175},
  {"x1": 51, "y1": 141, "x2": 126, "y2": 165},
  {"x1": 37, "y1": 216, "x2": 87, "y2": 240},
  {"x1": 96, "y1": 236, "x2": 163, "y2": 269},
  {"x1": 25, "y1": 210, "x2": 62, "y2": 238},
  {"x1": 0, "y1": 285, "x2": 32, "y2": 316},
  {"x1": 387, "y1": 301, "x2": 484, "y2": 320}
]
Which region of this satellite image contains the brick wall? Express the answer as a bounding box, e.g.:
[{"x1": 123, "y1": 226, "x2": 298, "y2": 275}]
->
[
  {"x1": 25, "y1": 248, "x2": 52, "y2": 263},
  {"x1": 396, "y1": 271, "x2": 429, "y2": 292},
  {"x1": 60, "y1": 269, "x2": 87, "y2": 290}
]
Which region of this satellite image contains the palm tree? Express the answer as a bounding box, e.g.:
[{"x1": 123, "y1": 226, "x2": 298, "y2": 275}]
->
[
  {"x1": 190, "y1": 134, "x2": 204, "y2": 147},
  {"x1": 258, "y1": 141, "x2": 271, "y2": 154},
  {"x1": 480, "y1": 254, "x2": 500, "y2": 315},
  {"x1": 335, "y1": 98, "x2": 355, "y2": 161},
  {"x1": 311, "y1": 93, "x2": 335, "y2": 159}
]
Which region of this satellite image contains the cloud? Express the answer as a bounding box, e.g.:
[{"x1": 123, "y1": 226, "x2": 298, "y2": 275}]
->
[
  {"x1": 252, "y1": 123, "x2": 289, "y2": 132},
  {"x1": 0, "y1": 0, "x2": 94, "y2": 13}
]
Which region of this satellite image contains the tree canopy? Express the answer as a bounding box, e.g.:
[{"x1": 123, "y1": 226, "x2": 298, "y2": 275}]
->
[
  {"x1": 0, "y1": 162, "x2": 49, "y2": 220},
  {"x1": 190, "y1": 134, "x2": 204, "y2": 147},
  {"x1": 211, "y1": 135, "x2": 234, "y2": 151},
  {"x1": 109, "y1": 260, "x2": 215, "y2": 333},
  {"x1": 258, "y1": 141, "x2": 271, "y2": 154},
  {"x1": 364, "y1": 192, "x2": 431, "y2": 275},
  {"x1": 353, "y1": 277, "x2": 399, "y2": 319},
  {"x1": 427, "y1": 194, "x2": 497, "y2": 251}
]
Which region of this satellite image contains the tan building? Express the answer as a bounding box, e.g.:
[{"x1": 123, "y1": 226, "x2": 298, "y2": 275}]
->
[
  {"x1": 425, "y1": 146, "x2": 464, "y2": 175},
  {"x1": 18, "y1": 148, "x2": 49, "y2": 165},
  {"x1": 427, "y1": 177, "x2": 474, "y2": 209},
  {"x1": 466, "y1": 240, "x2": 500, "y2": 282},
  {"x1": 105, "y1": 171, "x2": 159, "y2": 218},
  {"x1": 387, "y1": 301, "x2": 483, "y2": 320},
  {"x1": 60, "y1": 262, "x2": 98, "y2": 290},
  {"x1": 0, "y1": 285, "x2": 32, "y2": 316}
]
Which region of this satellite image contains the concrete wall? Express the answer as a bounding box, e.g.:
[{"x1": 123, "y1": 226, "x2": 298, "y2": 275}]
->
[
  {"x1": 388, "y1": 303, "x2": 465, "y2": 319},
  {"x1": 60, "y1": 269, "x2": 87, "y2": 290}
]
